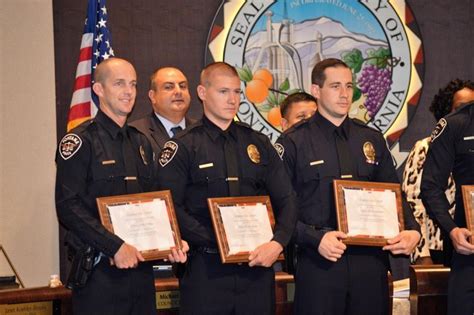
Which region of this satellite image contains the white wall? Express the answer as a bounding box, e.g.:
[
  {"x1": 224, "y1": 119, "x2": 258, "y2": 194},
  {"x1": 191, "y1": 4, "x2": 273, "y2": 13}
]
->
[{"x1": 0, "y1": 0, "x2": 58, "y2": 286}]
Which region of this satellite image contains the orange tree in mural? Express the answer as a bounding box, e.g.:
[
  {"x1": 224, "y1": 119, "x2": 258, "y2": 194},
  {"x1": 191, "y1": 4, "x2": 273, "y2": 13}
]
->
[{"x1": 238, "y1": 65, "x2": 301, "y2": 128}]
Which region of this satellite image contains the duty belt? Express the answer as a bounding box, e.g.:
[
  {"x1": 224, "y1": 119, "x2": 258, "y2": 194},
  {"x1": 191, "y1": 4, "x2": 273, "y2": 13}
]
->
[
  {"x1": 190, "y1": 246, "x2": 219, "y2": 255},
  {"x1": 308, "y1": 225, "x2": 333, "y2": 232}
]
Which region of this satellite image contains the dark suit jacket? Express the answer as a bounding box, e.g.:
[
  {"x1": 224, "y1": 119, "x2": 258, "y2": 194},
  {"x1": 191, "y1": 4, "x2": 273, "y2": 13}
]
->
[{"x1": 129, "y1": 112, "x2": 195, "y2": 155}]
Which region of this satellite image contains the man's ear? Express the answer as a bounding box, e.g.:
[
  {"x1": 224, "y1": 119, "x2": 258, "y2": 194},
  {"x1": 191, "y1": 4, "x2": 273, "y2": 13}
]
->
[
  {"x1": 311, "y1": 83, "x2": 321, "y2": 99},
  {"x1": 92, "y1": 82, "x2": 103, "y2": 97},
  {"x1": 281, "y1": 118, "x2": 289, "y2": 131},
  {"x1": 148, "y1": 89, "x2": 155, "y2": 104},
  {"x1": 197, "y1": 85, "x2": 206, "y2": 102}
]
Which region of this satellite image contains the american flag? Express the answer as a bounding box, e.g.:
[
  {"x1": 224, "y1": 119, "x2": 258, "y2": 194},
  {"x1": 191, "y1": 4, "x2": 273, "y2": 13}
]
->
[{"x1": 67, "y1": 0, "x2": 114, "y2": 131}]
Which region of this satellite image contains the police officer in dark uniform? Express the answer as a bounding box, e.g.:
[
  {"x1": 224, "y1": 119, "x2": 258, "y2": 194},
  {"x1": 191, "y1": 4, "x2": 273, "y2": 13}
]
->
[
  {"x1": 421, "y1": 101, "x2": 474, "y2": 315},
  {"x1": 55, "y1": 58, "x2": 187, "y2": 315},
  {"x1": 276, "y1": 58, "x2": 420, "y2": 315},
  {"x1": 156, "y1": 62, "x2": 297, "y2": 314}
]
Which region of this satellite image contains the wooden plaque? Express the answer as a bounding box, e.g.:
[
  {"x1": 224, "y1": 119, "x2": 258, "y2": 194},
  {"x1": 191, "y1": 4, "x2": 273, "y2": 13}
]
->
[
  {"x1": 333, "y1": 180, "x2": 404, "y2": 246},
  {"x1": 207, "y1": 196, "x2": 283, "y2": 263},
  {"x1": 96, "y1": 190, "x2": 182, "y2": 261},
  {"x1": 462, "y1": 185, "x2": 474, "y2": 244}
]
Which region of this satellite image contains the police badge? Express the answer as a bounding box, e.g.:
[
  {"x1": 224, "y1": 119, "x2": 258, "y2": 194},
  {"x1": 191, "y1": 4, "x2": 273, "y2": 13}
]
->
[
  {"x1": 363, "y1": 141, "x2": 376, "y2": 164},
  {"x1": 159, "y1": 141, "x2": 178, "y2": 167},
  {"x1": 247, "y1": 144, "x2": 261, "y2": 164}
]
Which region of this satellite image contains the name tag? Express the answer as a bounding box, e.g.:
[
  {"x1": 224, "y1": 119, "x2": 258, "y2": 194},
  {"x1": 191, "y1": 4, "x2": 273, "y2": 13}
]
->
[
  {"x1": 310, "y1": 160, "x2": 324, "y2": 166},
  {"x1": 102, "y1": 160, "x2": 116, "y2": 165},
  {"x1": 463, "y1": 136, "x2": 474, "y2": 141},
  {"x1": 199, "y1": 163, "x2": 214, "y2": 169}
]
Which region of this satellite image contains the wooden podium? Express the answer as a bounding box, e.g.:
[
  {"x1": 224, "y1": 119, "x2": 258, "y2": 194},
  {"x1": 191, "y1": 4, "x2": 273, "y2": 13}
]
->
[
  {"x1": 409, "y1": 265, "x2": 449, "y2": 315},
  {"x1": 0, "y1": 272, "x2": 295, "y2": 315}
]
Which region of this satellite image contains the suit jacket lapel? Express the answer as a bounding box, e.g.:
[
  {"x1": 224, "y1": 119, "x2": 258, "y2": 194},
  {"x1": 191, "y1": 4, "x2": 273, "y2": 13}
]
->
[{"x1": 150, "y1": 113, "x2": 170, "y2": 151}]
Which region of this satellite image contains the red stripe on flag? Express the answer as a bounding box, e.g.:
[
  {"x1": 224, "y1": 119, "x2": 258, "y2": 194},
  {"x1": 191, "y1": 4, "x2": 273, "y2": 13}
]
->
[
  {"x1": 73, "y1": 74, "x2": 92, "y2": 91},
  {"x1": 68, "y1": 102, "x2": 91, "y2": 121},
  {"x1": 78, "y1": 46, "x2": 92, "y2": 62}
]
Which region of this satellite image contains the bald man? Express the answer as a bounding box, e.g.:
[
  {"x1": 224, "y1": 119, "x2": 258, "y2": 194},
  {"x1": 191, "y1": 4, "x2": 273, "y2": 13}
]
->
[
  {"x1": 55, "y1": 58, "x2": 187, "y2": 315},
  {"x1": 130, "y1": 67, "x2": 195, "y2": 155}
]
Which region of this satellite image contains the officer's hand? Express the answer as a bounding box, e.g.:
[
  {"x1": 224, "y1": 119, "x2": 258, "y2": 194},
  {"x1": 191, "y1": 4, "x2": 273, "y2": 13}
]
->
[
  {"x1": 167, "y1": 240, "x2": 189, "y2": 263},
  {"x1": 383, "y1": 230, "x2": 421, "y2": 255},
  {"x1": 112, "y1": 243, "x2": 144, "y2": 269},
  {"x1": 318, "y1": 231, "x2": 347, "y2": 262},
  {"x1": 450, "y1": 227, "x2": 474, "y2": 255},
  {"x1": 248, "y1": 241, "x2": 283, "y2": 267}
]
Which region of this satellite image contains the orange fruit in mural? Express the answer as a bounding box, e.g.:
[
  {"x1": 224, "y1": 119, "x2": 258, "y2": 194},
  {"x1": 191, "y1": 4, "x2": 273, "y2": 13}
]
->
[
  {"x1": 267, "y1": 107, "x2": 282, "y2": 127},
  {"x1": 253, "y1": 68, "x2": 273, "y2": 88},
  {"x1": 246, "y1": 79, "x2": 269, "y2": 103}
]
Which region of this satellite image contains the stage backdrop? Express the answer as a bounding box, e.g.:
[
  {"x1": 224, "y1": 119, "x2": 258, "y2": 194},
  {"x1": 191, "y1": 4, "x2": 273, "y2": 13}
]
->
[{"x1": 53, "y1": 0, "x2": 473, "y2": 276}]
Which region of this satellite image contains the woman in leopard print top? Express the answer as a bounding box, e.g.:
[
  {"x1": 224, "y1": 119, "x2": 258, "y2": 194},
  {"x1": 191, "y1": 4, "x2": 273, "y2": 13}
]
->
[{"x1": 402, "y1": 79, "x2": 474, "y2": 264}]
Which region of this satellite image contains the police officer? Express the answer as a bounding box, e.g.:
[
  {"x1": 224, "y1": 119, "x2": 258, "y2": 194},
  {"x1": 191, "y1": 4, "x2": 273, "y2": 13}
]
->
[
  {"x1": 280, "y1": 92, "x2": 317, "y2": 131},
  {"x1": 421, "y1": 101, "x2": 474, "y2": 315},
  {"x1": 55, "y1": 58, "x2": 187, "y2": 315},
  {"x1": 276, "y1": 58, "x2": 420, "y2": 315},
  {"x1": 156, "y1": 62, "x2": 297, "y2": 314},
  {"x1": 130, "y1": 67, "x2": 195, "y2": 155}
]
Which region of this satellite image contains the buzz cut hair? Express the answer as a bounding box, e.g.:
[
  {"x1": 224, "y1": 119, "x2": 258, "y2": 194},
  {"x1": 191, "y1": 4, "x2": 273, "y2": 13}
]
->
[{"x1": 200, "y1": 62, "x2": 239, "y2": 87}]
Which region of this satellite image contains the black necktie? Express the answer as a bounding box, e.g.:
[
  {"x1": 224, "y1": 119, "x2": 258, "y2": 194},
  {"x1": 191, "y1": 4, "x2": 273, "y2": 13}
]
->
[
  {"x1": 223, "y1": 133, "x2": 240, "y2": 196},
  {"x1": 120, "y1": 128, "x2": 141, "y2": 194},
  {"x1": 170, "y1": 126, "x2": 182, "y2": 138},
  {"x1": 334, "y1": 128, "x2": 353, "y2": 179}
]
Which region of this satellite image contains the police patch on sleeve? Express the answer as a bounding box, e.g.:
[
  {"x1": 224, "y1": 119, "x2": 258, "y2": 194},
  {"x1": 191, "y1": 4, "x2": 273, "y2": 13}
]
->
[
  {"x1": 59, "y1": 133, "x2": 82, "y2": 160},
  {"x1": 159, "y1": 141, "x2": 178, "y2": 167},
  {"x1": 430, "y1": 118, "x2": 447, "y2": 142},
  {"x1": 273, "y1": 143, "x2": 284, "y2": 160}
]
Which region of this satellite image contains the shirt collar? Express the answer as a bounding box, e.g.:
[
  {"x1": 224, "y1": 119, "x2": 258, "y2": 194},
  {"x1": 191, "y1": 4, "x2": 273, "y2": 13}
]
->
[
  {"x1": 94, "y1": 110, "x2": 124, "y2": 140},
  {"x1": 155, "y1": 112, "x2": 186, "y2": 138},
  {"x1": 202, "y1": 115, "x2": 238, "y2": 141},
  {"x1": 312, "y1": 112, "x2": 351, "y2": 140}
]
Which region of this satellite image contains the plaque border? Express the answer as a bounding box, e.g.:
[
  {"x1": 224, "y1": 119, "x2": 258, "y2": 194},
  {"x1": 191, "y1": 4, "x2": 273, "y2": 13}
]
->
[
  {"x1": 96, "y1": 190, "x2": 182, "y2": 261},
  {"x1": 333, "y1": 180, "x2": 405, "y2": 246},
  {"x1": 462, "y1": 185, "x2": 474, "y2": 244},
  {"x1": 207, "y1": 196, "x2": 282, "y2": 263}
]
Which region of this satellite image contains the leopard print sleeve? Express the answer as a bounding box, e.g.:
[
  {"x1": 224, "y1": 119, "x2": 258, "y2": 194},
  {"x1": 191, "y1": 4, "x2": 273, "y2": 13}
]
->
[{"x1": 402, "y1": 138, "x2": 431, "y2": 263}]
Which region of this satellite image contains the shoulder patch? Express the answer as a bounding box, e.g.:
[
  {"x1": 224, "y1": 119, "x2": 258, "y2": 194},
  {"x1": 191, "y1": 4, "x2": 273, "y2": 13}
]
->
[
  {"x1": 430, "y1": 118, "x2": 447, "y2": 142},
  {"x1": 59, "y1": 133, "x2": 82, "y2": 160},
  {"x1": 159, "y1": 141, "x2": 178, "y2": 167},
  {"x1": 273, "y1": 143, "x2": 284, "y2": 159}
]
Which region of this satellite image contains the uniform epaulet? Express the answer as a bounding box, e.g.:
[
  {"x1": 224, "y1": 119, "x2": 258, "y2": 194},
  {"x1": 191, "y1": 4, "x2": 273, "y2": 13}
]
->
[
  {"x1": 69, "y1": 118, "x2": 94, "y2": 134},
  {"x1": 448, "y1": 101, "x2": 474, "y2": 117},
  {"x1": 234, "y1": 120, "x2": 252, "y2": 129},
  {"x1": 281, "y1": 118, "x2": 309, "y2": 137},
  {"x1": 176, "y1": 120, "x2": 203, "y2": 138},
  {"x1": 351, "y1": 118, "x2": 380, "y2": 134}
]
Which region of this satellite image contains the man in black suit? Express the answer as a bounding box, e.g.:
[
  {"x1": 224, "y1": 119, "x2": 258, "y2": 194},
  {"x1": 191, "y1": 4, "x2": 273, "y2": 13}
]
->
[{"x1": 130, "y1": 67, "x2": 194, "y2": 154}]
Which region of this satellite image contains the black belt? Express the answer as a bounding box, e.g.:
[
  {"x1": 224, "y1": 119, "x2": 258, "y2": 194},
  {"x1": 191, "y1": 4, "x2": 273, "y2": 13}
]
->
[
  {"x1": 308, "y1": 225, "x2": 333, "y2": 232},
  {"x1": 190, "y1": 246, "x2": 219, "y2": 255}
]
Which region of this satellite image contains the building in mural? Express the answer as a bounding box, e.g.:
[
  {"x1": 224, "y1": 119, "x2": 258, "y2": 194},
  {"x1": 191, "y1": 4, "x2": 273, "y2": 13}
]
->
[{"x1": 205, "y1": 0, "x2": 424, "y2": 167}]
